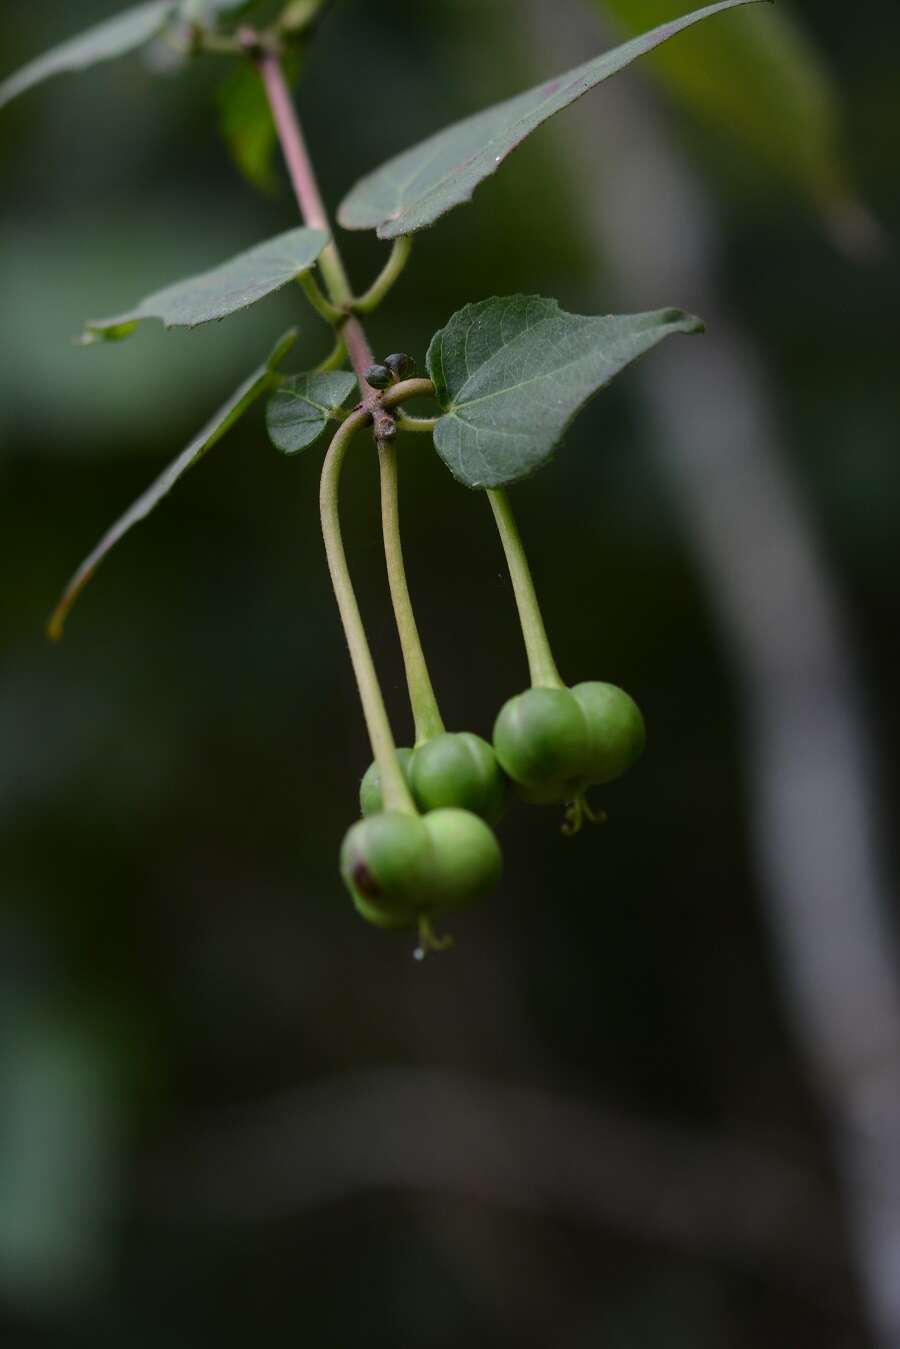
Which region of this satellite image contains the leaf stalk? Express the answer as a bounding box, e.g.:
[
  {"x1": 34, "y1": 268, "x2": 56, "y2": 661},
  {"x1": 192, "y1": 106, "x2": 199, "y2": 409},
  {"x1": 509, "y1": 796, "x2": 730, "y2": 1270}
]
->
[
  {"x1": 352, "y1": 236, "x2": 413, "y2": 315},
  {"x1": 298, "y1": 269, "x2": 345, "y2": 325}
]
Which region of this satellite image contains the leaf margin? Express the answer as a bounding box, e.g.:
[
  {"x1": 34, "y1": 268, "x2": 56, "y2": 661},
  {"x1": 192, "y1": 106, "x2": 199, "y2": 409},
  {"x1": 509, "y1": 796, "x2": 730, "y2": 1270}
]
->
[
  {"x1": 0, "y1": 1, "x2": 178, "y2": 112},
  {"x1": 80, "y1": 227, "x2": 329, "y2": 344},
  {"x1": 337, "y1": 0, "x2": 771, "y2": 239}
]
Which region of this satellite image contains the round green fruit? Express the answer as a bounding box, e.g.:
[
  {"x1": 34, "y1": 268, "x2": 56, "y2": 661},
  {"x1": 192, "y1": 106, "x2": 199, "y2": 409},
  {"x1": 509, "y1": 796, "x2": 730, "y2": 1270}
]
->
[
  {"x1": 340, "y1": 811, "x2": 432, "y2": 924},
  {"x1": 421, "y1": 808, "x2": 503, "y2": 912},
  {"x1": 570, "y1": 682, "x2": 646, "y2": 784},
  {"x1": 351, "y1": 892, "x2": 417, "y2": 931},
  {"x1": 493, "y1": 687, "x2": 586, "y2": 803},
  {"x1": 359, "y1": 747, "x2": 414, "y2": 817},
  {"x1": 409, "y1": 732, "x2": 507, "y2": 824}
]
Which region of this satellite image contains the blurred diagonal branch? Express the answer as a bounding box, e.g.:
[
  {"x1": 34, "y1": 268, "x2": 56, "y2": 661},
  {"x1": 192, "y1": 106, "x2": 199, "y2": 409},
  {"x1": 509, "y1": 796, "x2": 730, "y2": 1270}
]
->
[
  {"x1": 150, "y1": 1067, "x2": 846, "y2": 1290},
  {"x1": 590, "y1": 0, "x2": 883, "y2": 257},
  {"x1": 522, "y1": 2, "x2": 900, "y2": 1342}
]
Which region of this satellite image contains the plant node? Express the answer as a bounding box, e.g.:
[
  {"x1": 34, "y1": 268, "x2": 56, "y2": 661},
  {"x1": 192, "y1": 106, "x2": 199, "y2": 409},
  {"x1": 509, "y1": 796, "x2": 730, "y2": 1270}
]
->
[{"x1": 237, "y1": 26, "x2": 281, "y2": 60}]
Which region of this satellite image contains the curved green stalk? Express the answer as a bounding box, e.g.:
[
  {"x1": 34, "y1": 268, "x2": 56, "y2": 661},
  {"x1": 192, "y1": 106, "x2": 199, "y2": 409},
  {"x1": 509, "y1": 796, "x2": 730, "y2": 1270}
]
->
[
  {"x1": 298, "y1": 269, "x2": 344, "y2": 325},
  {"x1": 320, "y1": 414, "x2": 416, "y2": 815},
  {"x1": 395, "y1": 412, "x2": 438, "y2": 435},
  {"x1": 260, "y1": 52, "x2": 446, "y2": 767},
  {"x1": 488, "y1": 488, "x2": 564, "y2": 690},
  {"x1": 378, "y1": 439, "x2": 445, "y2": 746},
  {"x1": 353, "y1": 236, "x2": 413, "y2": 315},
  {"x1": 315, "y1": 331, "x2": 348, "y2": 373},
  {"x1": 378, "y1": 378, "x2": 447, "y2": 745}
]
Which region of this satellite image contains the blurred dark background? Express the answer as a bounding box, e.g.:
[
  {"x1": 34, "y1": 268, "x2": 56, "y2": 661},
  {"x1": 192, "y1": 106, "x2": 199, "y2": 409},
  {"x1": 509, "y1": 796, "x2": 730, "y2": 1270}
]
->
[{"x1": 1, "y1": 1, "x2": 898, "y2": 1345}]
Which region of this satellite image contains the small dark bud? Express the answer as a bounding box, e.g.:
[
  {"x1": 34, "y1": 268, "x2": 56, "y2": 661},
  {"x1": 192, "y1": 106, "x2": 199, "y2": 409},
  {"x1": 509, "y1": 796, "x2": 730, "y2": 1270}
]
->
[
  {"x1": 384, "y1": 353, "x2": 416, "y2": 380},
  {"x1": 364, "y1": 364, "x2": 392, "y2": 390}
]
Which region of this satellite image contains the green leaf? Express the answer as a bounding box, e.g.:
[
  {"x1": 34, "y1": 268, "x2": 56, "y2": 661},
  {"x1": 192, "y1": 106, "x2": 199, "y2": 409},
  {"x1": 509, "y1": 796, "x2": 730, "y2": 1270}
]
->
[
  {"x1": 180, "y1": 0, "x2": 255, "y2": 18},
  {"x1": 337, "y1": 0, "x2": 767, "y2": 239},
  {"x1": 426, "y1": 296, "x2": 702, "y2": 489},
  {"x1": 218, "y1": 55, "x2": 303, "y2": 196},
  {"x1": 0, "y1": 2, "x2": 178, "y2": 112},
  {"x1": 266, "y1": 372, "x2": 358, "y2": 455},
  {"x1": 594, "y1": 0, "x2": 854, "y2": 217},
  {"x1": 47, "y1": 330, "x2": 298, "y2": 640},
  {"x1": 81, "y1": 227, "x2": 328, "y2": 342},
  {"x1": 218, "y1": 64, "x2": 278, "y2": 195}
]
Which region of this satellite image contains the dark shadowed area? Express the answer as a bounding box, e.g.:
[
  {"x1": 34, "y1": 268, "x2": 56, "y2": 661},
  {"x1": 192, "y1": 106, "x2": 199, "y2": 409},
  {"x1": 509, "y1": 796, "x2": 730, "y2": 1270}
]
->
[{"x1": 1, "y1": 1, "x2": 898, "y2": 1346}]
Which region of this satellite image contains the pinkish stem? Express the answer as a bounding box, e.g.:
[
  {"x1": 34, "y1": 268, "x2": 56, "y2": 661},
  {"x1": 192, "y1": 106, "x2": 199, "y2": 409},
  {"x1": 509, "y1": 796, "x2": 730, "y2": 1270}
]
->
[{"x1": 256, "y1": 50, "x2": 381, "y2": 411}]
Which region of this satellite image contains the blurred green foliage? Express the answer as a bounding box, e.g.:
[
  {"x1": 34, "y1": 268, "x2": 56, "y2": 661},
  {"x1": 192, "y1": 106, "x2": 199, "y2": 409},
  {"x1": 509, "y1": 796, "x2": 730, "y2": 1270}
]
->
[{"x1": 597, "y1": 0, "x2": 854, "y2": 214}]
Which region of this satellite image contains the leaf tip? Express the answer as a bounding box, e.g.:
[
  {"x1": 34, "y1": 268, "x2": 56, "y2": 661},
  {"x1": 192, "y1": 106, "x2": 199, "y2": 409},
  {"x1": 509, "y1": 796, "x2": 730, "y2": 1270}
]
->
[
  {"x1": 46, "y1": 608, "x2": 66, "y2": 643},
  {"x1": 659, "y1": 307, "x2": 705, "y2": 335},
  {"x1": 79, "y1": 319, "x2": 139, "y2": 345}
]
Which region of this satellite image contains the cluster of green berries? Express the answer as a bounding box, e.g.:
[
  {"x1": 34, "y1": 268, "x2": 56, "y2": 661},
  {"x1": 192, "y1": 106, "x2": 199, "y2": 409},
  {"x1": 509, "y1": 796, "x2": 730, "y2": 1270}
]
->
[
  {"x1": 342, "y1": 684, "x2": 645, "y2": 943},
  {"x1": 494, "y1": 683, "x2": 646, "y2": 806},
  {"x1": 338, "y1": 353, "x2": 646, "y2": 948}
]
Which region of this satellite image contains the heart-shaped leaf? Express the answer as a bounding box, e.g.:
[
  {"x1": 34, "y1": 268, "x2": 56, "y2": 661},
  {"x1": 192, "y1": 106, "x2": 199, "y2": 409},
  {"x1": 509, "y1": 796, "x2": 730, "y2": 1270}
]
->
[
  {"x1": 48, "y1": 330, "x2": 298, "y2": 640},
  {"x1": 338, "y1": 0, "x2": 767, "y2": 239},
  {"x1": 267, "y1": 372, "x2": 358, "y2": 455},
  {"x1": 0, "y1": 2, "x2": 178, "y2": 112},
  {"x1": 81, "y1": 227, "x2": 328, "y2": 342},
  {"x1": 426, "y1": 296, "x2": 703, "y2": 489}
]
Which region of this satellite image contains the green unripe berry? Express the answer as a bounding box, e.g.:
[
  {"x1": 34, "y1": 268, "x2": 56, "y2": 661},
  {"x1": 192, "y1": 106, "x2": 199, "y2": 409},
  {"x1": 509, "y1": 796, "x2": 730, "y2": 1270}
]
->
[
  {"x1": 359, "y1": 747, "x2": 414, "y2": 817},
  {"x1": 351, "y1": 892, "x2": 417, "y2": 931},
  {"x1": 340, "y1": 811, "x2": 432, "y2": 924},
  {"x1": 409, "y1": 732, "x2": 507, "y2": 824},
  {"x1": 570, "y1": 682, "x2": 646, "y2": 784},
  {"x1": 421, "y1": 808, "x2": 503, "y2": 913},
  {"x1": 384, "y1": 352, "x2": 416, "y2": 380},
  {"x1": 364, "y1": 363, "x2": 392, "y2": 390},
  {"x1": 493, "y1": 687, "x2": 586, "y2": 803}
]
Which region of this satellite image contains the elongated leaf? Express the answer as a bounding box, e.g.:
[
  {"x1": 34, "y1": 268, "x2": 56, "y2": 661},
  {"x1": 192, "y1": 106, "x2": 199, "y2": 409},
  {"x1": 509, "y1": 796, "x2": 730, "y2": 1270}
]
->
[
  {"x1": 81, "y1": 227, "x2": 328, "y2": 342},
  {"x1": 595, "y1": 0, "x2": 852, "y2": 217},
  {"x1": 0, "y1": 2, "x2": 177, "y2": 112},
  {"x1": 338, "y1": 0, "x2": 767, "y2": 238},
  {"x1": 181, "y1": 0, "x2": 255, "y2": 18},
  {"x1": 427, "y1": 297, "x2": 702, "y2": 488},
  {"x1": 267, "y1": 372, "x2": 358, "y2": 455},
  {"x1": 48, "y1": 330, "x2": 298, "y2": 640},
  {"x1": 218, "y1": 55, "x2": 303, "y2": 195},
  {"x1": 219, "y1": 63, "x2": 280, "y2": 194}
]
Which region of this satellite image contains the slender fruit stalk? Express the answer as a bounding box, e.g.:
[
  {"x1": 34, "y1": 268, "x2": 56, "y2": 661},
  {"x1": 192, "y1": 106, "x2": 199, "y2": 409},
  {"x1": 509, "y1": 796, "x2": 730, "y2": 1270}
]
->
[
  {"x1": 258, "y1": 48, "x2": 444, "y2": 753},
  {"x1": 320, "y1": 412, "x2": 416, "y2": 815},
  {"x1": 488, "y1": 488, "x2": 564, "y2": 690},
  {"x1": 378, "y1": 439, "x2": 445, "y2": 745},
  {"x1": 258, "y1": 49, "x2": 422, "y2": 760}
]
